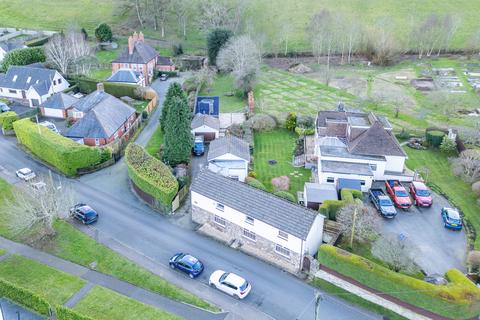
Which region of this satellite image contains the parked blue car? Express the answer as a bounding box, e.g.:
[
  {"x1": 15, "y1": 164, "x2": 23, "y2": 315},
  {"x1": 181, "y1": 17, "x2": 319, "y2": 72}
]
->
[
  {"x1": 70, "y1": 203, "x2": 99, "y2": 225},
  {"x1": 169, "y1": 253, "x2": 204, "y2": 278},
  {"x1": 441, "y1": 207, "x2": 462, "y2": 230}
]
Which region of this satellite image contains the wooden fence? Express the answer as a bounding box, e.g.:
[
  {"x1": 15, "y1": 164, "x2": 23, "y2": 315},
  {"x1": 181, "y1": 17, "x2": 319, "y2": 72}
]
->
[{"x1": 172, "y1": 185, "x2": 189, "y2": 212}]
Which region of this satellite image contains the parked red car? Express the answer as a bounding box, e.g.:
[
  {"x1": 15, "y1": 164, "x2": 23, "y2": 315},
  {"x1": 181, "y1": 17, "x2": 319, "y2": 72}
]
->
[
  {"x1": 385, "y1": 180, "x2": 412, "y2": 209},
  {"x1": 409, "y1": 181, "x2": 433, "y2": 207}
]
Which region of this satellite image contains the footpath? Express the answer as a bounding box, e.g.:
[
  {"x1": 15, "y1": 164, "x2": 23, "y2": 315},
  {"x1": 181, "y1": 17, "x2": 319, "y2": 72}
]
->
[{"x1": 0, "y1": 236, "x2": 226, "y2": 320}]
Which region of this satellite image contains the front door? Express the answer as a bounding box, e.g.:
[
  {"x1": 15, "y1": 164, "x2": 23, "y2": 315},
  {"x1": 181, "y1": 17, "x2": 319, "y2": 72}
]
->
[
  {"x1": 302, "y1": 256, "x2": 311, "y2": 273},
  {"x1": 21, "y1": 90, "x2": 26, "y2": 99}
]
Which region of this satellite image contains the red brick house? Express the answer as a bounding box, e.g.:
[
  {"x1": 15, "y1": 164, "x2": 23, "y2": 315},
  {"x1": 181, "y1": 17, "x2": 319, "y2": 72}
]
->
[
  {"x1": 111, "y1": 32, "x2": 157, "y2": 86},
  {"x1": 65, "y1": 84, "x2": 136, "y2": 146},
  {"x1": 156, "y1": 56, "x2": 176, "y2": 72}
]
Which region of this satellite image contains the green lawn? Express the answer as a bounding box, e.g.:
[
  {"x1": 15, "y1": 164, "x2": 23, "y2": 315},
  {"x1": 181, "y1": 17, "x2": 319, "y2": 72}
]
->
[
  {"x1": 133, "y1": 100, "x2": 150, "y2": 112},
  {"x1": 404, "y1": 147, "x2": 480, "y2": 249},
  {"x1": 311, "y1": 278, "x2": 407, "y2": 320},
  {"x1": 253, "y1": 129, "x2": 310, "y2": 197},
  {"x1": 145, "y1": 125, "x2": 164, "y2": 159},
  {"x1": 89, "y1": 68, "x2": 112, "y2": 81},
  {"x1": 0, "y1": 255, "x2": 85, "y2": 305},
  {"x1": 0, "y1": 178, "x2": 218, "y2": 312},
  {"x1": 200, "y1": 74, "x2": 246, "y2": 113},
  {"x1": 95, "y1": 49, "x2": 121, "y2": 64},
  {"x1": 74, "y1": 286, "x2": 181, "y2": 320}
]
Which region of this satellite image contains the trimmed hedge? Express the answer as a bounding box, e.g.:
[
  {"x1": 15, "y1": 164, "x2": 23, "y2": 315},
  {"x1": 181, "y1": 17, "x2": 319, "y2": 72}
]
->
[
  {"x1": 25, "y1": 37, "x2": 49, "y2": 47},
  {"x1": 0, "y1": 111, "x2": 18, "y2": 130},
  {"x1": 56, "y1": 306, "x2": 95, "y2": 320},
  {"x1": 0, "y1": 278, "x2": 50, "y2": 315},
  {"x1": 426, "y1": 130, "x2": 445, "y2": 147},
  {"x1": 245, "y1": 177, "x2": 267, "y2": 191},
  {"x1": 75, "y1": 78, "x2": 140, "y2": 98},
  {"x1": 13, "y1": 118, "x2": 110, "y2": 176},
  {"x1": 125, "y1": 144, "x2": 178, "y2": 211},
  {"x1": 274, "y1": 191, "x2": 296, "y2": 202},
  {"x1": 318, "y1": 245, "x2": 480, "y2": 319},
  {"x1": 320, "y1": 189, "x2": 362, "y2": 220}
]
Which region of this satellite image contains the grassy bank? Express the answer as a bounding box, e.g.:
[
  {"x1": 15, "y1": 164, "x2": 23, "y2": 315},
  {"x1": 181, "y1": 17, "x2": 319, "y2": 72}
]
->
[{"x1": 145, "y1": 125, "x2": 164, "y2": 159}]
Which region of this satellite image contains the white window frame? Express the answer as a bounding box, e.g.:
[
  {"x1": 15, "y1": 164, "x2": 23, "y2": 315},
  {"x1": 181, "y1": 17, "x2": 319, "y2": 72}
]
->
[
  {"x1": 245, "y1": 216, "x2": 254, "y2": 225},
  {"x1": 278, "y1": 231, "x2": 288, "y2": 241},
  {"x1": 213, "y1": 215, "x2": 226, "y2": 227},
  {"x1": 95, "y1": 138, "x2": 100, "y2": 146},
  {"x1": 360, "y1": 180, "x2": 366, "y2": 186},
  {"x1": 215, "y1": 203, "x2": 224, "y2": 212},
  {"x1": 275, "y1": 244, "x2": 290, "y2": 258},
  {"x1": 369, "y1": 164, "x2": 377, "y2": 171},
  {"x1": 73, "y1": 111, "x2": 83, "y2": 118},
  {"x1": 242, "y1": 228, "x2": 256, "y2": 242}
]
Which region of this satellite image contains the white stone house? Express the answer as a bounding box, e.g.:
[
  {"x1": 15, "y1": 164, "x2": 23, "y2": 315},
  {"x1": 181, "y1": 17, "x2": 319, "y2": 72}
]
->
[
  {"x1": 207, "y1": 135, "x2": 250, "y2": 182},
  {"x1": 0, "y1": 66, "x2": 69, "y2": 107},
  {"x1": 191, "y1": 170, "x2": 325, "y2": 274},
  {"x1": 315, "y1": 110, "x2": 412, "y2": 192},
  {"x1": 191, "y1": 113, "x2": 220, "y2": 142}
]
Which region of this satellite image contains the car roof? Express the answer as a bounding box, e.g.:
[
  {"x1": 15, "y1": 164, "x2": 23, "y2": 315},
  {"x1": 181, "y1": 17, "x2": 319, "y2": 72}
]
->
[
  {"x1": 180, "y1": 254, "x2": 199, "y2": 266},
  {"x1": 78, "y1": 205, "x2": 95, "y2": 213},
  {"x1": 225, "y1": 273, "x2": 246, "y2": 286},
  {"x1": 412, "y1": 181, "x2": 427, "y2": 189},
  {"x1": 19, "y1": 168, "x2": 32, "y2": 174},
  {"x1": 445, "y1": 208, "x2": 460, "y2": 219},
  {"x1": 378, "y1": 195, "x2": 391, "y2": 201}
]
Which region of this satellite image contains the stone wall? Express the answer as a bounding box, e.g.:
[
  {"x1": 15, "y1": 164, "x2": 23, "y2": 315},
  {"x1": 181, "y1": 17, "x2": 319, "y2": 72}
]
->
[{"x1": 192, "y1": 204, "x2": 302, "y2": 274}]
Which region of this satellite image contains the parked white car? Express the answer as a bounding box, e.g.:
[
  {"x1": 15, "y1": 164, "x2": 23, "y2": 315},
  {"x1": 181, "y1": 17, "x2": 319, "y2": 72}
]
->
[
  {"x1": 39, "y1": 121, "x2": 59, "y2": 133},
  {"x1": 209, "y1": 270, "x2": 251, "y2": 299},
  {"x1": 15, "y1": 168, "x2": 36, "y2": 181}
]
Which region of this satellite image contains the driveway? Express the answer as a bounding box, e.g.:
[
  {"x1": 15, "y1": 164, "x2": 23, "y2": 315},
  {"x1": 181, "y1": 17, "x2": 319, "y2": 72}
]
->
[{"x1": 370, "y1": 182, "x2": 467, "y2": 275}]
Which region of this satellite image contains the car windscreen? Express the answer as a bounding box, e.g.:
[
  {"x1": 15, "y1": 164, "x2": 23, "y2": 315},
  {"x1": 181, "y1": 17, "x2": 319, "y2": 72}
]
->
[
  {"x1": 239, "y1": 281, "x2": 249, "y2": 291},
  {"x1": 84, "y1": 210, "x2": 97, "y2": 218},
  {"x1": 379, "y1": 199, "x2": 392, "y2": 206},
  {"x1": 192, "y1": 261, "x2": 203, "y2": 270},
  {"x1": 416, "y1": 189, "x2": 430, "y2": 197},
  {"x1": 395, "y1": 190, "x2": 408, "y2": 197}
]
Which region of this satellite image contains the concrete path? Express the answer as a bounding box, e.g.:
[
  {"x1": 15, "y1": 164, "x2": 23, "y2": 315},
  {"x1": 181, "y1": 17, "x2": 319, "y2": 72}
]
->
[
  {"x1": 64, "y1": 282, "x2": 94, "y2": 308},
  {"x1": 0, "y1": 236, "x2": 226, "y2": 320}
]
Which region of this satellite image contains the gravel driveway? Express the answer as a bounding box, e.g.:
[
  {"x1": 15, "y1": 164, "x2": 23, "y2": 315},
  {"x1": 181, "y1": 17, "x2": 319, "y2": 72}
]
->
[{"x1": 369, "y1": 182, "x2": 467, "y2": 275}]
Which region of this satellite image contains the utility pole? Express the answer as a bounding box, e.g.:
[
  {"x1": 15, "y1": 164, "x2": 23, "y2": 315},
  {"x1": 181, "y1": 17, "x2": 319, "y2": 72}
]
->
[
  {"x1": 314, "y1": 291, "x2": 322, "y2": 320},
  {"x1": 350, "y1": 207, "x2": 357, "y2": 248}
]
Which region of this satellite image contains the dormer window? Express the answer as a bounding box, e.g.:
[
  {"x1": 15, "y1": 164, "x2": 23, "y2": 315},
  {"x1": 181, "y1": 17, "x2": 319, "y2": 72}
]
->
[
  {"x1": 36, "y1": 80, "x2": 39, "y2": 84},
  {"x1": 26, "y1": 77, "x2": 31, "y2": 83},
  {"x1": 12, "y1": 75, "x2": 17, "y2": 82}
]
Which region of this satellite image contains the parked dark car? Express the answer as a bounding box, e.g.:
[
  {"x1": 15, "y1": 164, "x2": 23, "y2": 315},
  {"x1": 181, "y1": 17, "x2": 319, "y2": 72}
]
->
[
  {"x1": 369, "y1": 188, "x2": 397, "y2": 218},
  {"x1": 169, "y1": 253, "x2": 204, "y2": 278},
  {"x1": 70, "y1": 204, "x2": 98, "y2": 224},
  {"x1": 441, "y1": 207, "x2": 462, "y2": 230},
  {"x1": 0, "y1": 103, "x2": 10, "y2": 113},
  {"x1": 159, "y1": 74, "x2": 168, "y2": 81}
]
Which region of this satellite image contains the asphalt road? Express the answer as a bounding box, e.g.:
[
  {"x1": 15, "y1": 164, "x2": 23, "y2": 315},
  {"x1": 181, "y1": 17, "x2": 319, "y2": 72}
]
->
[
  {"x1": 370, "y1": 182, "x2": 467, "y2": 275},
  {"x1": 0, "y1": 77, "x2": 381, "y2": 320}
]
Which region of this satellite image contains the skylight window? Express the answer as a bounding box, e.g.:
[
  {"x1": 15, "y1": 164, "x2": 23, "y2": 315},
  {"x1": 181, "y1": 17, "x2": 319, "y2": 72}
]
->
[
  {"x1": 12, "y1": 75, "x2": 17, "y2": 82},
  {"x1": 26, "y1": 76, "x2": 31, "y2": 83}
]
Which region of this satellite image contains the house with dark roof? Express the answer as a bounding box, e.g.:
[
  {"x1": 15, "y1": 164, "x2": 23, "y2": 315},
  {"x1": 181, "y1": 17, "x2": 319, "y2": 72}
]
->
[
  {"x1": 40, "y1": 92, "x2": 78, "y2": 118},
  {"x1": 0, "y1": 41, "x2": 26, "y2": 62},
  {"x1": 191, "y1": 170, "x2": 325, "y2": 274},
  {"x1": 191, "y1": 113, "x2": 220, "y2": 142},
  {"x1": 207, "y1": 135, "x2": 250, "y2": 182},
  {"x1": 111, "y1": 32, "x2": 158, "y2": 86},
  {"x1": 0, "y1": 66, "x2": 69, "y2": 107},
  {"x1": 64, "y1": 83, "x2": 136, "y2": 146},
  {"x1": 156, "y1": 56, "x2": 176, "y2": 73},
  {"x1": 107, "y1": 68, "x2": 145, "y2": 86},
  {"x1": 315, "y1": 109, "x2": 412, "y2": 191}
]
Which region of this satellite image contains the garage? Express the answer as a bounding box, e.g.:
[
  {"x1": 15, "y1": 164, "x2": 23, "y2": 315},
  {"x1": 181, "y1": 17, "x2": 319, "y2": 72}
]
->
[
  {"x1": 191, "y1": 113, "x2": 220, "y2": 142},
  {"x1": 41, "y1": 107, "x2": 65, "y2": 118},
  {"x1": 39, "y1": 92, "x2": 79, "y2": 119}
]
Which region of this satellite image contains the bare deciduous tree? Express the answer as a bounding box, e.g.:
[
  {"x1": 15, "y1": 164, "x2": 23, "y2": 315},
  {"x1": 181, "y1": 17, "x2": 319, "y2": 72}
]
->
[
  {"x1": 217, "y1": 35, "x2": 261, "y2": 94},
  {"x1": 467, "y1": 250, "x2": 480, "y2": 273},
  {"x1": 192, "y1": 66, "x2": 215, "y2": 100},
  {"x1": 308, "y1": 10, "x2": 335, "y2": 83},
  {"x1": 367, "y1": 19, "x2": 398, "y2": 66},
  {"x1": 171, "y1": 0, "x2": 193, "y2": 39},
  {"x1": 3, "y1": 174, "x2": 75, "y2": 241},
  {"x1": 372, "y1": 233, "x2": 418, "y2": 273},
  {"x1": 451, "y1": 149, "x2": 480, "y2": 183},
  {"x1": 412, "y1": 14, "x2": 460, "y2": 58},
  {"x1": 336, "y1": 203, "x2": 380, "y2": 248},
  {"x1": 196, "y1": 0, "x2": 244, "y2": 34},
  {"x1": 45, "y1": 31, "x2": 93, "y2": 75}
]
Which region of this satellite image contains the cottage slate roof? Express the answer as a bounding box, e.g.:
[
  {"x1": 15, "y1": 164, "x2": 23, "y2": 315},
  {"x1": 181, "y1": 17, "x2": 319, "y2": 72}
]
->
[
  {"x1": 157, "y1": 56, "x2": 173, "y2": 66},
  {"x1": 0, "y1": 41, "x2": 25, "y2": 53},
  {"x1": 65, "y1": 91, "x2": 135, "y2": 139},
  {"x1": 0, "y1": 66, "x2": 55, "y2": 91},
  {"x1": 207, "y1": 135, "x2": 250, "y2": 162},
  {"x1": 191, "y1": 113, "x2": 220, "y2": 130},
  {"x1": 316, "y1": 110, "x2": 361, "y2": 127},
  {"x1": 113, "y1": 41, "x2": 157, "y2": 64},
  {"x1": 41, "y1": 92, "x2": 78, "y2": 110},
  {"x1": 191, "y1": 170, "x2": 320, "y2": 240},
  {"x1": 321, "y1": 160, "x2": 373, "y2": 176},
  {"x1": 347, "y1": 121, "x2": 406, "y2": 157},
  {"x1": 107, "y1": 69, "x2": 143, "y2": 84},
  {"x1": 304, "y1": 183, "x2": 338, "y2": 203}
]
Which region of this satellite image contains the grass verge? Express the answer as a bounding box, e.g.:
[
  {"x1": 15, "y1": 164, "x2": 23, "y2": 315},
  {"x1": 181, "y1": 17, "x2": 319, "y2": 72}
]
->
[
  {"x1": 73, "y1": 286, "x2": 181, "y2": 320},
  {"x1": 145, "y1": 125, "x2": 164, "y2": 159},
  {"x1": 311, "y1": 278, "x2": 407, "y2": 320},
  {"x1": 0, "y1": 255, "x2": 85, "y2": 305},
  {"x1": 253, "y1": 129, "x2": 310, "y2": 197}
]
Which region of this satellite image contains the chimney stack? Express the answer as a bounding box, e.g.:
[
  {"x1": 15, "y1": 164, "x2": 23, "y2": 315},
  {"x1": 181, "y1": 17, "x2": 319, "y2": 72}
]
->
[
  {"x1": 97, "y1": 82, "x2": 105, "y2": 92},
  {"x1": 128, "y1": 36, "x2": 134, "y2": 55},
  {"x1": 138, "y1": 31, "x2": 144, "y2": 42}
]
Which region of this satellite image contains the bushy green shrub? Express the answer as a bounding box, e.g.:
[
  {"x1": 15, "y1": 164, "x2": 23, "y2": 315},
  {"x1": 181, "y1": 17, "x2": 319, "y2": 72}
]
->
[
  {"x1": 285, "y1": 112, "x2": 297, "y2": 131},
  {"x1": 248, "y1": 171, "x2": 257, "y2": 178},
  {"x1": 294, "y1": 127, "x2": 315, "y2": 136},
  {"x1": 126, "y1": 144, "x2": 179, "y2": 211},
  {"x1": 0, "y1": 278, "x2": 51, "y2": 315},
  {"x1": 1, "y1": 47, "x2": 46, "y2": 72},
  {"x1": 245, "y1": 177, "x2": 267, "y2": 191},
  {"x1": 177, "y1": 176, "x2": 190, "y2": 189},
  {"x1": 56, "y1": 306, "x2": 95, "y2": 320},
  {"x1": 318, "y1": 245, "x2": 480, "y2": 319},
  {"x1": 75, "y1": 78, "x2": 139, "y2": 98},
  {"x1": 95, "y1": 23, "x2": 113, "y2": 42},
  {"x1": 426, "y1": 130, "x2": 446, "y2": 148},
  {"x1": 0, "y1": 111, "x2": 18, "y2": 130},
  {"x1": 440, "y1": 135, "x2": 457, "y2": 155},
  {"x1": 207, "y1": 29, "x2": 233, "y2": 66},
  {"x1": 274, "y1": 191, "x2": 296, "y2": 202},
  {"x1": 319, "y1": 200, "x2": 343, "y2": 220},
  {"x1": 13, "y1": 118, "x2": 109, "y2": 176},
  {"x1": 445, "y1": 269, "x2": 478, "y2": 290},
  {"x1": 25, "y1": 37, "x2": 49, "y2": 47}
]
